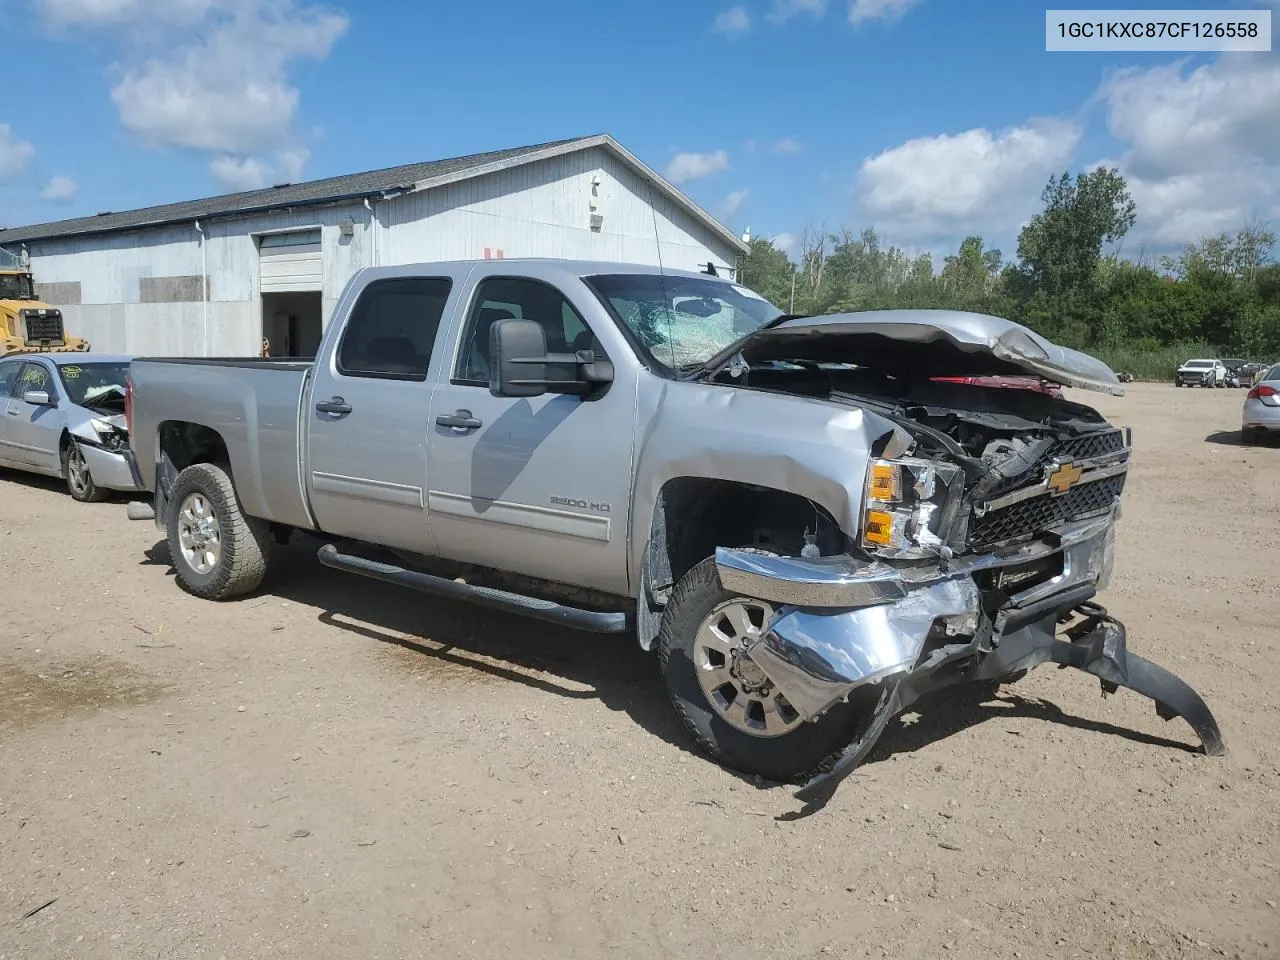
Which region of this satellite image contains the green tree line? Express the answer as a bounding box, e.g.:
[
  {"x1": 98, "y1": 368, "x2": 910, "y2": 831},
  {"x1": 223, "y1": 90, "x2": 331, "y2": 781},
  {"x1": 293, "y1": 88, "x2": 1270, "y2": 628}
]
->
[{"x1": 737, "y1": 168, "x2": 1280, "y2": 379}]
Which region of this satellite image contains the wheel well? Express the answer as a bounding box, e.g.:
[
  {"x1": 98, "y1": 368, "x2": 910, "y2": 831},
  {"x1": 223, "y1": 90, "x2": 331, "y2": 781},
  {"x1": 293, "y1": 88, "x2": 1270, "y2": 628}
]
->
[
  {"x1": 645, "y1": 478, "x2": 845, "y2": 603},
  {"x1": 159, "y1": 421, "x2": 230, "y2": 473}
]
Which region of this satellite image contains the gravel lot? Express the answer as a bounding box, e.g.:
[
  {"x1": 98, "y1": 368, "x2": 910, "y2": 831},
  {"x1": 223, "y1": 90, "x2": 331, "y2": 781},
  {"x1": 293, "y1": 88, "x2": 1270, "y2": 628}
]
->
[{"x1": 1, "y1": 382, "x2": 1277, "y2": 960}]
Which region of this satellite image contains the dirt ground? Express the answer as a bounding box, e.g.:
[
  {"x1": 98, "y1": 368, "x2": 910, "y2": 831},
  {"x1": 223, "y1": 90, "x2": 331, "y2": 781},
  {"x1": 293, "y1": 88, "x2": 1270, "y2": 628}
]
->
[{"x1": 1, "y1": 381, "x2": 1277, "y2": 960}]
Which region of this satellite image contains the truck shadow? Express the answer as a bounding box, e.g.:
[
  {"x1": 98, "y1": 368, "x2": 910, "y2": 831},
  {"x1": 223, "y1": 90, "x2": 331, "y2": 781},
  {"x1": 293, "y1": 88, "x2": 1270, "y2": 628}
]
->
[
  {"x1": 142, "y1": 537, "x2": 1201, "y2": 792},
  {"x1": 159, "y1": 535, "x2": 698, "y2": 758}
]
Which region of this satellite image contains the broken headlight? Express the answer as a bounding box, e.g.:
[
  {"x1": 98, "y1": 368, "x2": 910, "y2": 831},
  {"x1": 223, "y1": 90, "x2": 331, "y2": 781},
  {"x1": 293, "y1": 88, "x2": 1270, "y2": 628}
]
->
[
  {"x1": 860, "y1": 457, "x2": 963, "y2": 560},
  {"x1": 89, "y1": 417, "x2": 129, "y2": 453}
]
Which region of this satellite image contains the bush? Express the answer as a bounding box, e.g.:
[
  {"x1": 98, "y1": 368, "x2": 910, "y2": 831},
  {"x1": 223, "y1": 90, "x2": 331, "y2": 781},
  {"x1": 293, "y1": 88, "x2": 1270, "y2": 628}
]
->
[{"x1": 1086, "y1": 341, "x2": 1217, "y2": 381}]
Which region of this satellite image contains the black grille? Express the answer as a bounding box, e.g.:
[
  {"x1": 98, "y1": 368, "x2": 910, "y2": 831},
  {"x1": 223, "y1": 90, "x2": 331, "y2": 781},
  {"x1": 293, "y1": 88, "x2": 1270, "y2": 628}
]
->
[
  {"x1": 23, "y1": 310, "x2": 64, "y2": 344},
  {"x1": 1049, "y1": 428, "x2": 1126, "y2": 463},
  {"x1": 970, "y1": 474, "x2": 1127, "y2": 548}
]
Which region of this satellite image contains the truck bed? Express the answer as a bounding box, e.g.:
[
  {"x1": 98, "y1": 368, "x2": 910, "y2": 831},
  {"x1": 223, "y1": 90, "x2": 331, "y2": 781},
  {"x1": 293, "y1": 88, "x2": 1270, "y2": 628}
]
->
[{"x1": 129, "y1": 356, "x2": 316, "y2": 531}]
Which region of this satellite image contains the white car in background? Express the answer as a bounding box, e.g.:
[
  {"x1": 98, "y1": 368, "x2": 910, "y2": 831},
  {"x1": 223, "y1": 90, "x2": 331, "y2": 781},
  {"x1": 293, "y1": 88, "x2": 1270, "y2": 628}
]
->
[
  {"x1": 1242, "y1": 362, "x2": 1280, "y2": 445},
  {"x1": 1176, "y1": 358, "x2": 1225, "y2": 388}
]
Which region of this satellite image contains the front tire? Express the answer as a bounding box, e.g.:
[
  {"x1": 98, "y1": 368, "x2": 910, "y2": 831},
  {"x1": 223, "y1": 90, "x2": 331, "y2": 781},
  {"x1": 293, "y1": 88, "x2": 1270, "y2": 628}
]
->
[
  {"x1": 166, "y1": 462, "x2": 272, "y2": 600},
  {"x1": 657, "y1": 558, "x2": 876, "y2": 782},
  {"x1": 63, "y1": 440, "x2": 108, "y2": 503}
]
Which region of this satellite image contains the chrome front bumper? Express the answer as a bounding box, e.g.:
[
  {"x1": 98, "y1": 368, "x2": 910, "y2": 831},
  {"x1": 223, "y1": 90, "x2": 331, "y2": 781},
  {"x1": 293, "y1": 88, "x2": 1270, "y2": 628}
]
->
[{"x1": 715, "y1": 513, "x2": 1118, "y2": 722}]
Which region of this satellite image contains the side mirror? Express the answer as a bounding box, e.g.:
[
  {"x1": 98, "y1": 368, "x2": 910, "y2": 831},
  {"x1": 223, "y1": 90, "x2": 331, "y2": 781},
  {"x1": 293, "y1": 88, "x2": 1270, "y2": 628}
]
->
[
  {"x1": 490, "y1": 318, "x2": 548, "y2": 398},
  {"x1": 22, "y1": 389, "x2": 52, "y2": 406}
]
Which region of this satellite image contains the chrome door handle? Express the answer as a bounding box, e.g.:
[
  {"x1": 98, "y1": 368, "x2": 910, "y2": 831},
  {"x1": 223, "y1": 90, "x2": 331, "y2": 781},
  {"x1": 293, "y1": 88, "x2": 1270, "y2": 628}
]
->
[
  {"x1": 315, "y1": 396, "x2": 352, "y2": 416},
  {"x1": 5, "y1": 410, "x2": 18, "y2": 417},
  {"x1": 435, "y1": 409, "x2": 483, "y2": 431}
]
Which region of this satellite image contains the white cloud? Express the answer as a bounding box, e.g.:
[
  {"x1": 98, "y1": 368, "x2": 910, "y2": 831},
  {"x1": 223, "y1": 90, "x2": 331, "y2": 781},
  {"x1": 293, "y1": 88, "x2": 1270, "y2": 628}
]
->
[
  {"x1": 856, "y1": 118, "x2": 1081, "y2": 243},
  {"x1": 37, "y1": 0, "x2": 347, "y2": 186},
  {"x1": 713, "y1": 6, "x2": 750, "y2": 36},
  {"x1": 211, "y1": 147, "x2": 310, "y2": 191},
  {"x1": 849, "y1": 0, "x2": 922, "y2": 25},
  {"x1": 771, "y1": 231, "x2": 799, "y2": 256},
  {"x1": 665, "y1": 149, "x2": 730, "y2": 184},
  {"x1": 37, "y1": 0, "x2": 213, "y2": 26},
  {"x1": 40, "y1": 175, "x2": 78, "y2": 201},
  {"x1": 770, "y1": 137, "x2": 803, "y2": 155},
  {"x1": 767, "y1": 0, "x2": 826, "y2": 24},
  {"x1": 720, "y1": 189, "x2": 749, "y2": 216},
  {"x1": 0, "y1": 124, "x2": 35, "y2": 181},
  {"x1": 1097, "y1": 54, "x2": 1280, "y2": 246}
]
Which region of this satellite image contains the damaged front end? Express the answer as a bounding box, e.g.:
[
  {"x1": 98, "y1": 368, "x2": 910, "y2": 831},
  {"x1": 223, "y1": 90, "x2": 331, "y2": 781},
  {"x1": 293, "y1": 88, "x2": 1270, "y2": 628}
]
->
[{"x1": 707, "y1": 382, "x2": 1225, "y2": 808}]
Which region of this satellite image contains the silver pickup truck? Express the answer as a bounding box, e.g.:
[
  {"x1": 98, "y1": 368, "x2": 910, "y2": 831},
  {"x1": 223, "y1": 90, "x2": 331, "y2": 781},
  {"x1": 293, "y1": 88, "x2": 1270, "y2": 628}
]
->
[{"x1": 125, "y1": 258, "x2": 1224, "y2": 806}]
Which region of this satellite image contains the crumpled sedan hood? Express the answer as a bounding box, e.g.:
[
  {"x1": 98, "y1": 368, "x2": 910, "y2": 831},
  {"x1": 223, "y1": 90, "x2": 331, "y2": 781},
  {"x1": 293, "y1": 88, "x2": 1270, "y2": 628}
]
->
[{"x1": 739, "y1": 309, "x2": 1125, "y2": 397}]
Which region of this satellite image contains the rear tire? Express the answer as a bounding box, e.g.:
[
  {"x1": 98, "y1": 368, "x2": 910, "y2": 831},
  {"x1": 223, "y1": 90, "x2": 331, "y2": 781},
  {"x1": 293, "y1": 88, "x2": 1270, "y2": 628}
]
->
[
  {"x1": 657, "y1": 557, "x2": 877, "y2": 783},
  {"x1": 166, "y1": 462, "x2": 272, "y2": 600},
  {"x1": 63, "y1": 440, "x2": 108, "y2": 503}
]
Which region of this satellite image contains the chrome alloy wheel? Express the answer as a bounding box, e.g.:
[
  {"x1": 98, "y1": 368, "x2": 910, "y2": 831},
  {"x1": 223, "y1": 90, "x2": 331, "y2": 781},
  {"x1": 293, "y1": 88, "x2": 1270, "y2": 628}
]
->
[
  {"x1": 178, "y1": 493, "x2": 222, "y2": 575},
  {"x1": 693, "y1": 598, "x2": 803, "y2": 737},
  {"x1": 65, "y1": 444, "x2": 90, "y2": 496}
]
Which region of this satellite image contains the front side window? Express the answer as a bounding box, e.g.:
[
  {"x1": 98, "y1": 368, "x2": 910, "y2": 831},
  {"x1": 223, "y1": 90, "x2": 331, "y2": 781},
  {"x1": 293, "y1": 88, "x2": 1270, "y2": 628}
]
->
[
  {"x1": 57, "y1": 362, "x2": 130, "y2": 412},
  {"x1": 583, "y1": 273, "x2": 782, "y2": 376},
  {"x1": 455, "y1": 277, "x2": 600, "y2": 385},
  {"x1": 17, "y1": 362, "x2": 54, "y2": 397},
  {"x1": 336, "y1": 277, "x2": 453, "y2": 381}
]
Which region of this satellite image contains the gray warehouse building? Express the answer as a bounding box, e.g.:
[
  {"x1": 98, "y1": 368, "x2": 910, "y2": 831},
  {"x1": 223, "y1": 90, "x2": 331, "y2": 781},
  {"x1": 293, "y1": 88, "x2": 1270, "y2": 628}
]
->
[{"x1": 0, "y1": 135, "x2": 747, "y2": 357}]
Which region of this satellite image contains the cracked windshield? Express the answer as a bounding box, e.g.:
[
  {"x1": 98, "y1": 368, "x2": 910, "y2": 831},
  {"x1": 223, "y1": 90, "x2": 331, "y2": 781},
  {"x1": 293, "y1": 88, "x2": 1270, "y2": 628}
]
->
[{"x1": 587, "y1": 273, "x2": 783, "y2": 373}]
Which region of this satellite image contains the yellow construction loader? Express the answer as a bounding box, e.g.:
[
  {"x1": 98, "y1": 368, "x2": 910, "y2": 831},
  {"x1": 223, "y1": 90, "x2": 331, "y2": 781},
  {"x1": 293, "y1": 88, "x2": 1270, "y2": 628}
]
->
[{"x1": 0, "y1": 250, "x2": 89, "y2": 357}]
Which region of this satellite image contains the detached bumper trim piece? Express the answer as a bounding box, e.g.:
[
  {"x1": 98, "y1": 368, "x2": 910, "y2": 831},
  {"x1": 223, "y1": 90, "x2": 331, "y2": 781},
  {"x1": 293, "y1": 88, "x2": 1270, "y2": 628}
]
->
[{"x1": 791, "y1": 603, "x2": 1226, "y2": 812}]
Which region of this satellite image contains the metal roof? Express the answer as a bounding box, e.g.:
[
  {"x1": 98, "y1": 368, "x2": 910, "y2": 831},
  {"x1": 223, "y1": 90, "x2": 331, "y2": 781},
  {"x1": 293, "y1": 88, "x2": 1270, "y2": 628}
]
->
[{"x1": 0, "y1": 134, "x2": 748, "y2": 254}]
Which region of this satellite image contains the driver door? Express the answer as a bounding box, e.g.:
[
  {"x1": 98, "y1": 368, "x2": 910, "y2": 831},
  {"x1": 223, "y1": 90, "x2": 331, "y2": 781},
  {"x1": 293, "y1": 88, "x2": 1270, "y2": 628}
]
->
[{"x1": 425, "y1": 271, "x2": 636, "y2": 595}]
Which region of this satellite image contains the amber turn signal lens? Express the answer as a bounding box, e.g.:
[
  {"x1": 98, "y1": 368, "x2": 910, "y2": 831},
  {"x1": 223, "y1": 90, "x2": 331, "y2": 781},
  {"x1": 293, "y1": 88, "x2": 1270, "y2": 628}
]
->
[
  {"x1": 869, "y1": 463, "x2": 900, "y2": 502},
  {"x1": 863, "y1": 510, "x2": 895, "y2": 547}
]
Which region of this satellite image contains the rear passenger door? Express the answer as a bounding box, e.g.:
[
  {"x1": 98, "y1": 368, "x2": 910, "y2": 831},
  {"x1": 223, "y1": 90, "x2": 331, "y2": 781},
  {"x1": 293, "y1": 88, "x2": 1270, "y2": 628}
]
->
[
  {"x1": 0, "y1": 359, "x2": 21, "y2": 465},
  {"x1": 304, "y1": 267, "x2": 469, "y2": 553}
]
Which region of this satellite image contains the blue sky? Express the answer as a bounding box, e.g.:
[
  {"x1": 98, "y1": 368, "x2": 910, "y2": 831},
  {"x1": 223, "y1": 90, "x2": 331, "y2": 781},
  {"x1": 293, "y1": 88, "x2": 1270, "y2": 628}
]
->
[{"x1": 2, "y1": 0, "x2": 1278, "y2": 262}]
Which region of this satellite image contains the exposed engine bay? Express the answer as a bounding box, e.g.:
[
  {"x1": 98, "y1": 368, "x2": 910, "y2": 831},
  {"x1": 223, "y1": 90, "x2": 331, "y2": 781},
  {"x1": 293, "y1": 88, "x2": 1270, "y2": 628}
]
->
[{"x1": 715, "y1": 362, "x2": 1131, "y2": 553}]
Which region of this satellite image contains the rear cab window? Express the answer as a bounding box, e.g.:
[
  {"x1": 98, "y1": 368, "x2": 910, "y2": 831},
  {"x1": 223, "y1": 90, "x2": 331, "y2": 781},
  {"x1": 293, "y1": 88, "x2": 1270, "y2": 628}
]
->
[{"x1": 336, "y1": 277, "x2": 454, "y2": 381}]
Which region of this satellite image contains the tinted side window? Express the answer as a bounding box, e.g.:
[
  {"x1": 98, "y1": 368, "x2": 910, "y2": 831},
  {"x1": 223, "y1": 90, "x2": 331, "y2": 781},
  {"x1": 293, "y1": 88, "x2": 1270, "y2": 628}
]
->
[
  {"x1": 0, "y1": 361, "x2": 20, "y2": 398},
  {"x1": 336, "y1": 277, "x2": 453, "y2": 381},
  {"x1": 455, "y1": 277, "x2": 600, "y2": 384}
]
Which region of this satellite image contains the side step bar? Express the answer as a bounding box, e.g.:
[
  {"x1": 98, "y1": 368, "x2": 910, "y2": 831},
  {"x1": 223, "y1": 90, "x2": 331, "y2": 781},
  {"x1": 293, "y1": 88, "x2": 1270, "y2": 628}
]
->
[{"x1": 316, "y1": 544, "x2": 630, "y2": 634}]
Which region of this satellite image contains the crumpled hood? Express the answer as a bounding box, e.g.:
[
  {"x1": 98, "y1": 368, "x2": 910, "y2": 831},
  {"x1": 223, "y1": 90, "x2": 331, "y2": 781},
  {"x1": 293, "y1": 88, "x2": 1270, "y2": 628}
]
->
[{"x1": 739, "y1": 309, "x2": 1125, "y2": 397}]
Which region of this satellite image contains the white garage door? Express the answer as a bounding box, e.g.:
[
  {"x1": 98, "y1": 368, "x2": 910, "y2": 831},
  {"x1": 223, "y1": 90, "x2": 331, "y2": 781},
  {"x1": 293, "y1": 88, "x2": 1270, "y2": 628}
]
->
[{"x1": 259, "y1": 229, "x2": 322, "y2": 293}]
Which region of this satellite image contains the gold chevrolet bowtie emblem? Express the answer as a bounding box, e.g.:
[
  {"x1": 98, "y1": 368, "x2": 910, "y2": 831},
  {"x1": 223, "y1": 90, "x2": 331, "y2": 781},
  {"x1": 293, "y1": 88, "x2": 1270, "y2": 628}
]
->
[{"x1": 1046, "y1": 462, "x2": 1084, "y2": 496}]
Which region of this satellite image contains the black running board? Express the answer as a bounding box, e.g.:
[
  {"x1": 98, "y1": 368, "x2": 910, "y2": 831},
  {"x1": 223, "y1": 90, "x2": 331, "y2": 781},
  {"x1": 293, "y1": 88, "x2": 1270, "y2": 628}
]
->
[{"x1": 316, "y1": 544, "x2": 630, "y2": 634}]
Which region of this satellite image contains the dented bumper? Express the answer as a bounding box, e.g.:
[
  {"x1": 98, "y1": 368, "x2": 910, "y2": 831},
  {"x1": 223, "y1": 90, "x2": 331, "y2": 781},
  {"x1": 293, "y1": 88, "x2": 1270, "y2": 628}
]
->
[{"x1": 713, "y1": 513, "x2": 1225, "y2": 808}]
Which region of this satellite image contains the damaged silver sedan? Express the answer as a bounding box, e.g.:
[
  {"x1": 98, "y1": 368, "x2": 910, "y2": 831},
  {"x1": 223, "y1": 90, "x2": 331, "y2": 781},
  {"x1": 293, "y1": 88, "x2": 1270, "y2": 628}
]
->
[{"x1": 0, "y1": 352, "x2": 143, "y2": 502}]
